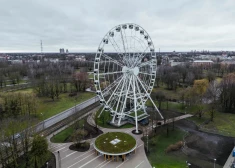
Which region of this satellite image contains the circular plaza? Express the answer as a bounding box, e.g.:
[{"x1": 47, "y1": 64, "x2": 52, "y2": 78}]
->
[{"x1": 94, "y1": 132, "x2": 137, "y2": 161}]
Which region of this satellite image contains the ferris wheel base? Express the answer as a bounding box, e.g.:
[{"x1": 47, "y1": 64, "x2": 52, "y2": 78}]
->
[{"x1": 132, "y1": 129, "x2": 143, "y2": 135}]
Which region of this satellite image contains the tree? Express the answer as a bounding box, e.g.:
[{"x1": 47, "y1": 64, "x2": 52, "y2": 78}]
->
[
  {"x1": 155, "y1": 91, "x2": 165, "y2": 110},
  {"x1": 206, "y1": 80, "x2": 221, "y2": 121},
  {"x1": 220, "y1": 73, "x2": 235, "y2": 113},
  {"x1": 207, "y1": 71, "x2": 216, "y2": 82},
  {"x1": 31, "y1": 135, "x2": 49, "y2": 168},
  {"x1": 71, "y1": 129, "x2": 88, "y2": 147},
  {"x1": 192, "y1": 79, "x2": 209, "y2": 118}
]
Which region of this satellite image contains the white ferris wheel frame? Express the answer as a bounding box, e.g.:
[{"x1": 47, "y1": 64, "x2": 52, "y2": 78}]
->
[{"x1": 94, "y1": 23, "x2": 163, "y2": 133}]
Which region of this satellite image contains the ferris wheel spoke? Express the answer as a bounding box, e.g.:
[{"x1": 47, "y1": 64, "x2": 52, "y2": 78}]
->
[
  {"x1": 108, "y1": 36, "x2": 125, "y2": 58},
  {"x1": 135, "y1": 75, "x2": 163, "y2": 119},
  {"x1": 133, "y1": 47, "x2": 150, "y2": 66},
  {"x1": 120, "y1": 28, "x2": 127, "y2": 54},
  {"x1": 102, "y1": 54, "x2": 124, "y2": 67},
  {"x1": 99, "y1": 71, "x2": 122, "y2": 76},
  {"x1": 102, "y1": 75, "x2": 123, "y2": 93},
  {"x1": 132, "y1": 36, "x2": 147, "y2": 50},
  {"x1": 137, "y1": 75, "x2": 149, "y2": 90},
  {"x1": 135, "y1": 77, "x2": 146, "y2": 107},
  {"x1": 138, "y1": 72, "x2": 152, "y2": 76},
  {"x1": 118, "y1": 75, "x2": 133, "y2": 125},
  {"x1": 104, "y1": 74, "x2": 126, "y2": 107},
  {"x1": 123, "y1": 29, "x2": 129, "y2": 53},
  {"x1": 112, "y1": 74, "x2": 129, "y2": 123},
  {"x1": 137, "y1": 60, "x2": 153, "y2": 68}
]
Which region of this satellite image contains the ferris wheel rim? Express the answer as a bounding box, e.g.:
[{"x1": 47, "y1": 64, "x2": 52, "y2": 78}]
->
[{"x1": 94, "y1": 23, "x2": 158, "y2": 118}]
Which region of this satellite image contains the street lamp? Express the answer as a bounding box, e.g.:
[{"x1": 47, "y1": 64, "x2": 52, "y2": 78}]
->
[
  {"x1": 41, "y1": 113, "x2": 44, "y2": 130},
  {"x1": 58, "y1": 151, "x2": 61, "y2": 168},
  {"x1": 83, "y1": 124, "x2": 85, "y2": 140},
  {"x1": 185, "y1": 106, "x2": 187, "y2": 115},
  {"x1": 147, "y1": 134, "x2": 149, "y2": 153},
  {"x1": 214, "y1": 158, "x2": 216, "y2": 168},
  {"x1": 46, "y1": 162, "x2": 48, "y2": 168}
]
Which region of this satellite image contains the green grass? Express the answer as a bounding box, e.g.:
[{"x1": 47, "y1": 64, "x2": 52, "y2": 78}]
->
[
  {"x1": 147, "y1": 129, "x2": 187, "y2": 168},
  {"x1": 95, "y1": 132, "x2": 136, "y2": 154},
  {"x1": 129, "y1": 110, "x2": 145, "y2": 117},
  {"x1": 95, "y1": 108, "x2": 134, "y2": 128},
  {"x1": 2, "y1": 88, "x2": 95, "y2": 121},
  {"x1": 159, "y1": 100, "x2": 235, "y2": 137},
  {"x1": 37, "y1": 92, "x2": 95, "y2": 120},
  {"x1": 50, "y1": 119, "x2": 85, "y2": 143},
  {"x1": 13, "y1": 88, "x2": 33, "y2": 94},
  {"x1": 50, "y1": 127, "x2": 74, "y2": 143},
  {"x1": 152, "y1": 85, "x2": 185, "y2": 100}
]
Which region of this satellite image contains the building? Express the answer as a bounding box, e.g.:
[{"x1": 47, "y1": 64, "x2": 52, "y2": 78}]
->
[
  {"x1": 59, "y1": 48, "x2": 65, "y2": 54},
  {"x1": 66, "y1": 49, "x2": 69, "y2": 54}
]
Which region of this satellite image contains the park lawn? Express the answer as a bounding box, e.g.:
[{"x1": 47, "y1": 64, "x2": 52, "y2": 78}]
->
[
  {"x1": 13, "y1": 88, "x2": 34, "y2": 94},
  {"x1": 186, "y1": 108, "x2": 235, "y2": 137},
  {"x1": 37, "y1": 92, "x2": 95, "y2": 120},
  {"x1": 200, "y1": 111, "x2": 235, "y2": 137},
  {"x1": 148, "y1": 129, "x2": 187, "y2": 168}
]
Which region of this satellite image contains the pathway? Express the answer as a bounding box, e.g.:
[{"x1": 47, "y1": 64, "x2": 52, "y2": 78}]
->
[{"x1": 48, "y1": 111, "x2": 193, "y2": 168}]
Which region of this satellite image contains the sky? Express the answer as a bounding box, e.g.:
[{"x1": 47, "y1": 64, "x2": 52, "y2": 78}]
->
[{"x1": 0, "y1": 0, "x2": 235, "y2": 53}]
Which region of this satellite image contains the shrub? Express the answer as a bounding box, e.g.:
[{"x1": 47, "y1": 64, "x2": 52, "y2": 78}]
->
[{"x1": 165, "y1": 141, "x2": 183, "y2": 153}]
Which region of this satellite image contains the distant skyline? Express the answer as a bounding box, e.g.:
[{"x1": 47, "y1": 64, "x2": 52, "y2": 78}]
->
[{"x1": 0, "y1": 0, "x2": 235, "y2": 53}]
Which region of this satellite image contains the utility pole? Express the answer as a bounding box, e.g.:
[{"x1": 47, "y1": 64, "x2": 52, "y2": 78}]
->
[
  {"x1": 146, "y1": 134, "x2": 148, "y2": 153},
  {"x1": 40, "y1": 40, "x2": 43, "y2": 53}
]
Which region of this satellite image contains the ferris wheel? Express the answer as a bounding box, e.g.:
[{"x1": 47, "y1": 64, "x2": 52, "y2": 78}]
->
[{"x1": 94, "y1": 23, "x2": 163, "y2": 133}]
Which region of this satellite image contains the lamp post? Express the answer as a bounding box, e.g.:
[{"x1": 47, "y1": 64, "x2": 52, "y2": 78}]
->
[
  {"x1": 83, "y1": 124, "x2": 85, "y2": 140},
  {"x1": 46, "y1": 162, "x2": 48, "y2": 168},
  {"x1": 58, "y1": 151, "x2": 61, "y2": 168},
  {"x1": 41, "y1": 113, "x2": 44, "y2": 130},
  {"x1": 185, "y1": 106, "x2": 187, "y2": 115},
  {"x1": 147, "y1": 134, "x2": 149, "y2": 153},
  {"x1": 214, "y1": 158, "x2": 216, "y2": 168}
]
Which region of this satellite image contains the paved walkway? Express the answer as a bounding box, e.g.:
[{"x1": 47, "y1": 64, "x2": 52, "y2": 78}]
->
[
  {"x1": 47, "y1": 108, "x2": 151, "y2": 168},
  {"x1": 47, "y1": 110, "x2": 193, "y2": 168}
]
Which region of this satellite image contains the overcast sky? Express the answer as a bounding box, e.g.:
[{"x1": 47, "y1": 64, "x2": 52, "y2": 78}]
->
[{"x1": 0, "y1": 0, "x2": 235, "y2": 53}]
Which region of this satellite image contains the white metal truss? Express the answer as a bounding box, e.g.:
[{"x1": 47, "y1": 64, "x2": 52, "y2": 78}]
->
[{"x1": 94, "y1": 23, "x2": 163, "y2": 133}]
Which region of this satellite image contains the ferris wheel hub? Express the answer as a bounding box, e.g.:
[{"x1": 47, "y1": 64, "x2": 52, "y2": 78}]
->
[{"x1": 122, "y1": 66, "x2": 139, "y2": 75}]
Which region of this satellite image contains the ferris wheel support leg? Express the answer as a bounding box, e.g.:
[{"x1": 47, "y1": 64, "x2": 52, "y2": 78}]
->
[
  {"x1": 133, "y1": 77, "x2": 139, "y2": 133},
  {"x1": 98, "y1": 107, "x2": 105, "y2": 118},
  {"x1": 118, "y1": 75, "x2": 132, "y2": 126},
  {"x1": 112, "y1": 75, "x2": 128, "y2": 124},
  {"x1": 135, "y1": 77, "x2": 147, "y2": 115},
  {"x1": 136, "y1": 76, "x2": 164, "y2": 120}
]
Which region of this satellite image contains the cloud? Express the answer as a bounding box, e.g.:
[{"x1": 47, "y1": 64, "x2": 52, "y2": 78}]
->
[{"x1": 0, "y1": 0, "x2": 234, "y2": 52}]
